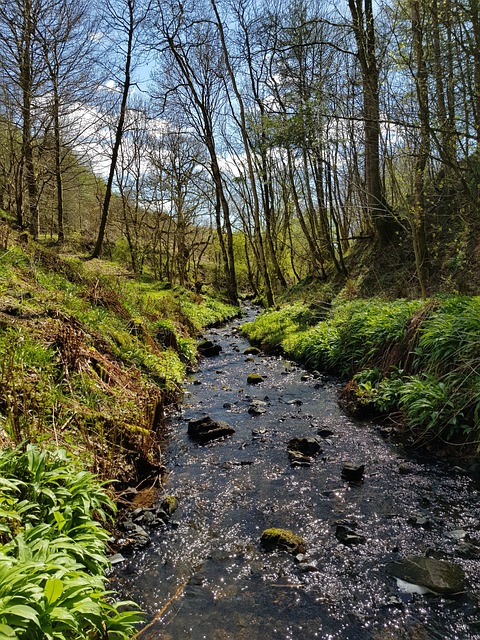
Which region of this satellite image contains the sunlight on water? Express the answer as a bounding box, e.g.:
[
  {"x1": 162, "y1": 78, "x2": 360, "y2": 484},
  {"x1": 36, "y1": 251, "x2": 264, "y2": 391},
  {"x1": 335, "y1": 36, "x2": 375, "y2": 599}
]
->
[{"x1": 113, "y1": 308, "x2": 480, "y2": 640}]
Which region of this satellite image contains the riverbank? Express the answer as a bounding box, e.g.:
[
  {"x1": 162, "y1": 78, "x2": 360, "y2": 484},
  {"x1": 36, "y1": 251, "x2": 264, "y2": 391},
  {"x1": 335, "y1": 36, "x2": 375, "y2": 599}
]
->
[
  {"x1": 242, "y1": 297, "x2": 480, "y2": 459},
  {"x1": 0, "y1": 239, "x2": 239, "y2": 639}
]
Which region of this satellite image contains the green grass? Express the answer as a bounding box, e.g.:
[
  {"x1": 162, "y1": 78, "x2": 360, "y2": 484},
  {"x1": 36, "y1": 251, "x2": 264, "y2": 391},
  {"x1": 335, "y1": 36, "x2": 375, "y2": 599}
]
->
[{"x1": 242, "y1": 296, "x2": 480, "y2": 445}]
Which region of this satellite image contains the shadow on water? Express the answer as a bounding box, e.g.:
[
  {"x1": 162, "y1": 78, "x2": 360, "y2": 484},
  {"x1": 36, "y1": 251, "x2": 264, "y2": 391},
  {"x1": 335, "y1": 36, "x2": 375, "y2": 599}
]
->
[{"x1": 113, "y1": 306, "x2": 480, "y2": 639}]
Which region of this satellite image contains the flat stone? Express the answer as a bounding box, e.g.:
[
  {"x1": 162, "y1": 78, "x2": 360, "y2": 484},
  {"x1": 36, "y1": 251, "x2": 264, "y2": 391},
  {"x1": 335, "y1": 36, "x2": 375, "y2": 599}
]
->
[
  {"x1": 317, "y1": 428, "x2": 335, "y2": 438},
  {"x1": 387, "y1": 556, "x2": 465, "y2": 595},
  {"x1": 335, "y1": 524, "x2": 366, "y2": 545},
  {"x1": 187, "y1": 416, "x2": 235, "y2": 443},
  {"x1": 248, "y1": 400, "x2": 267, "y2": 415},
  {"x1": 287, "y1": 437, "x2": 322, "y2": 457}
]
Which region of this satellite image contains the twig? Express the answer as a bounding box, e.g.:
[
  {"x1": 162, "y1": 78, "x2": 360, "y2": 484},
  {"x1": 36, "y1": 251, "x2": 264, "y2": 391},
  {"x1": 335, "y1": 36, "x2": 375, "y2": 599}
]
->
[{"x1": 135, "y1": 581, "x2": 188, "y2": 638}]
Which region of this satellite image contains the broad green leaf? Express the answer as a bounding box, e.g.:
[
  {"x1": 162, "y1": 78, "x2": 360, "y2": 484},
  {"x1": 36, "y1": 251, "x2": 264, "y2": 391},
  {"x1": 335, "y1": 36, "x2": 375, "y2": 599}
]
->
[
  {"x1": 44, "y1": 579, "x2": 63, "y2": 605},
  {"x1": 53, "y1": 511, "x2": 66, "y2": 532},
  {"x1": 0, "y1": 624, "x2": 16, "y2": 640},
  {"x1": 2, "y1": 604, "x2": 40, "y2": 627}
]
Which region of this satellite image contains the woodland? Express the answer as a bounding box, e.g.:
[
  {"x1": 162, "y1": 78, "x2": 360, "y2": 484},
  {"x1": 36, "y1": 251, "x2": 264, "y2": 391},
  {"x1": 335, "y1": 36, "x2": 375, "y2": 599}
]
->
[{"x1": 1, "y1": 0, "x2": 480, "y2": 637}]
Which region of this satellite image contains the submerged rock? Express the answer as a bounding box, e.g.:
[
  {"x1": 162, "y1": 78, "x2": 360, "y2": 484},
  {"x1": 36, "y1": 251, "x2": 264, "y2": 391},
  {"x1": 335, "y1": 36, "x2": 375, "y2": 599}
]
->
[
  {"x1": 187, "y1": 416, "x2": 235, "y2": 443},
  {"x1": 260, "y1": 528, "x2": 306, "y2": 554},
  {"x1": 387, "y1": 556, "x2": 465, "y2": 595},
  {"x1": 198, "y1": 340, "x2": 222, "y2": 357}
]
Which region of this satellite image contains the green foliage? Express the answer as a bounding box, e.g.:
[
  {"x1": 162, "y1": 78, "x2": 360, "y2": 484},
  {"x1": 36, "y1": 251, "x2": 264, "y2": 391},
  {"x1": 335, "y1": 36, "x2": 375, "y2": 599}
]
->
[
  {"x1": 0, "y1": 445, "x2": 143, "y2": 639},
  {"x1": 243, "y1": 296, "x2": 480, "y2": 443}
]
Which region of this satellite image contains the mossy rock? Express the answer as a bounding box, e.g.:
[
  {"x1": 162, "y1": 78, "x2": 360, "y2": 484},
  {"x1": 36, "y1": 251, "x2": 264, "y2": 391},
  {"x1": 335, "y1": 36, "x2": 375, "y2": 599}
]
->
[
  {"x1": 260, "y1": 528, "x2": 306, "y2": 554},
  {"x1": 247, "y1": 373, "x2": 264, "y2": 385},
  {"x1": 244, "y1": 346, "x2": 261, "y2": 355},
  {"x1": 161, "y1": 495, "x2": 179, "y2": 516}
]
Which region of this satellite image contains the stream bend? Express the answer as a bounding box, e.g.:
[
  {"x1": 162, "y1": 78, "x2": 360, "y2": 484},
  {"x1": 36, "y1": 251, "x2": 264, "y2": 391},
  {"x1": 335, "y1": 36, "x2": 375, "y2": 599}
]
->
[{"x1": 114, "y1": 308, "x2": 480, "y2": 640}]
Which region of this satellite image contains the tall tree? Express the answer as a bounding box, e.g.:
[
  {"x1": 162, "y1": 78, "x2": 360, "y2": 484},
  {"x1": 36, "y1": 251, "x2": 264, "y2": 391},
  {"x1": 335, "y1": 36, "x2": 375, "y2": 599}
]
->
[
  {"x1": 347, "y1": 0, "x2": 398, "y2": 244},
  {"x1": 92, "y1": 0, "x2": 150, "y2": 258}
]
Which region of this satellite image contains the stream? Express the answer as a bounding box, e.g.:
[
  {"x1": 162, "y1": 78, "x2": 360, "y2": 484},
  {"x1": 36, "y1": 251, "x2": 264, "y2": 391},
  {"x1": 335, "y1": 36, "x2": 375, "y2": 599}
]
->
[{"x1": 114, "y1": 307, "x2": 480, "y2": 639}]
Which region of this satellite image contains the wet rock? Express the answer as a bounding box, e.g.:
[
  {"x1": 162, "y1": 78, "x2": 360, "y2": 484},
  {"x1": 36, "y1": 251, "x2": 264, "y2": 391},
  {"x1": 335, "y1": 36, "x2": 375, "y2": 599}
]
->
[
  {"x1": 198, "y1": 340, "x2": 222, "y2": 357},
  {"x1": 193, "y1": 380, "x2": 202, "y2": 385},
  {"x1": 223, "y1": 402, "x2": 232, "y2": 409},
  {"x1": 335, "y1": 524, "x2": 366, "y2": 545},
  {"x1": 286, "y1": 398, "x2": 303, "y2": 406},
  {"x1": 455, "y1": 540, "x2": 480, "y2": 559},
  {"x1": 260, "y1": 528, "x2": 306, "y2": 554},
  {"x1": 378, "y1": 426, "x2": 394, "y2": 438},
  {"x1": 187, "y1": 416, "x2": 235, "y2": 443},
  {"x1": 287, "y1": 437, "x2": 322, "y2": 457},
  {"x1": 247, "y1": 373, "x2": 264, "y2": 385},
  {"x1": 108, "y1": 553, "x2": 126, "y2": 565},
  {"x1": 161, "y1": 495, "x2": 179, "y2": 516},
  {"x1": 387, "y1": 556, "x2": 465, "y2": 595},
  {"x1": 447, "y1": 529, "x2": 467, "y2": 540},
  {"x1": 316, "y1": 428, "x2": 335, "y2": 438},
  {"x1": 341, "y1": 462, "x2": 365, "y2": 482},
  {"x1": 301, "y1": 374, "x2": 312, "y2": 382},
  {"x1": 252, "y1": 427, "x2": 267, "y2": 437},
  {"x1": 248, "y1": 400, "x2": 267, "y2": 415},
  {"x1": 289, "y1": 452, "x2": 312, "y2": 467},
  {"x1": 399, "y1": 463, "x2": 416, "y2": 475},
  {"x1": 244, "y1": 346, "x2": 261, "y2": 355},
  {"x1": 298, "y1": 562, "x2": 319, "y2": 572},
  {"x1": 408, "y1": 513, "x2": 432, "y2": 528},
  {"x1": 245, "y1": 357, "x2": 255, "y2": 362}
]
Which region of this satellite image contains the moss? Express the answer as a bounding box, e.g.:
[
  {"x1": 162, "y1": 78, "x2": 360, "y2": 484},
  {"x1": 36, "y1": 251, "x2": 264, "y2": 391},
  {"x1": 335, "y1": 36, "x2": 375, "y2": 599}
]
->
[
  {"x1": 260, "y1": 528, "x2": 306, "y2": 554},
  {"x1": 247, "y1": 373, "x2": 264, "y2": 385},
  {"x1": 244, "y1": 346, "x2": 261, "y2": 355},
  {"x1": 161, "y1": 495, "x2": 179, "y2": 516}
]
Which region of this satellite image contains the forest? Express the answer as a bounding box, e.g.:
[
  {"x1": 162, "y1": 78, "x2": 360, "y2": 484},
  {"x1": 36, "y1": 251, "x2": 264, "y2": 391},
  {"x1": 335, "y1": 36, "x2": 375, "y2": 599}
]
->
[
  {"x1": 1, "y1": 0, "x2": 480, "y2": 301},
  {"x1": 1, "y1": 0, "x2": 480, "y2": 637}
]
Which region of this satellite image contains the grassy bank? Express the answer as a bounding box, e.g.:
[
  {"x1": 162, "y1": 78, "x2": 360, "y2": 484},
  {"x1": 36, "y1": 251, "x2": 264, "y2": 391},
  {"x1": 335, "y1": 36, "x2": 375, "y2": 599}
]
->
[
  {"x1": 0, "y1": 241, "x2": 238, "y2": 481},
  {"x1": 242, "y1": 297, "x2": 480, "y2": 450},
  {"x1": 0, "y1": 238, "x2": 239, "y2": 638}
]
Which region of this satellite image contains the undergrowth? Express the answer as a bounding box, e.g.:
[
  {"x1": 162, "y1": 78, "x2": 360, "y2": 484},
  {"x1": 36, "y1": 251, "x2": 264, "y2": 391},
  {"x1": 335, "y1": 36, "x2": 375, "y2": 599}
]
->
[
  {"x1": 242, "y1": 296, "x2": 480, "y2": 447},
  {"x1": 0, "y1": 444, "x2": 143, "y2": 639}
]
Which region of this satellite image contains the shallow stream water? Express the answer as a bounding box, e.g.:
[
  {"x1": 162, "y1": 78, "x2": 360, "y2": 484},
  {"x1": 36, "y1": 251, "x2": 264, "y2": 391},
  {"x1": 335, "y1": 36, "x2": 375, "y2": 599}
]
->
[{"x1": 114, "y1": 307, "x2": 480, "y2": 639}]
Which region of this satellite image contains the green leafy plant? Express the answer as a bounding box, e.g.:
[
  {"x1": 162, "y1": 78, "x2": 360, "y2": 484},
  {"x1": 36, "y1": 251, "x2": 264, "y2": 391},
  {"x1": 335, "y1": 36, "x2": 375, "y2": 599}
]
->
[{"x1": 0, "y1": 445, "x2": 143, "y2": 639}]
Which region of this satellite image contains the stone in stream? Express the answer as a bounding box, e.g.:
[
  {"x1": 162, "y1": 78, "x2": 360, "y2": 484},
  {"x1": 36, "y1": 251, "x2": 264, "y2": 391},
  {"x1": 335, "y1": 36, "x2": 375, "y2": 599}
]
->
[
  {"x1": 248, "y1": 399, "x2": 268, "y2": 415},
  {"x1": 341, "y1": 461, "x2": 365, "y2": 482},
  {"x1": 244, "y1": 346, "x2": 261, "y2": 355},
  {"x1": 247, "y1": 373, "x2": 264, "y2": 385},
  {"x1": 335, "y1": 524, "x2": 366, "y2": 545},
  {"x1": 197, "y1": 340, "x2": 222, "y2": 357},
  {"x1": 316, "y1": 427, "x2": 335, "y2": 438},
  {"x1": 187, "y1": 416, "x2": 235, "y2": 443},
  {"x1": 260, "y1": 528, "x2": 306, "y2": 554},
  {"x1": 287, "y1": 437, "x2": 322, "y2": 456},
  {"x1": 387, "y1": 556, "x2": 465, "y2": 595}
]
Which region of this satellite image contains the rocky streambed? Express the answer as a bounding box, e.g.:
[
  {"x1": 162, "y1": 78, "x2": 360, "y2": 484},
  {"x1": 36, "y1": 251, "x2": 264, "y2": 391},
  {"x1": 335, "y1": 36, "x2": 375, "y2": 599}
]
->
[{"x1": 113, "y1": 307, "x2": 480, "y2": 639}]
